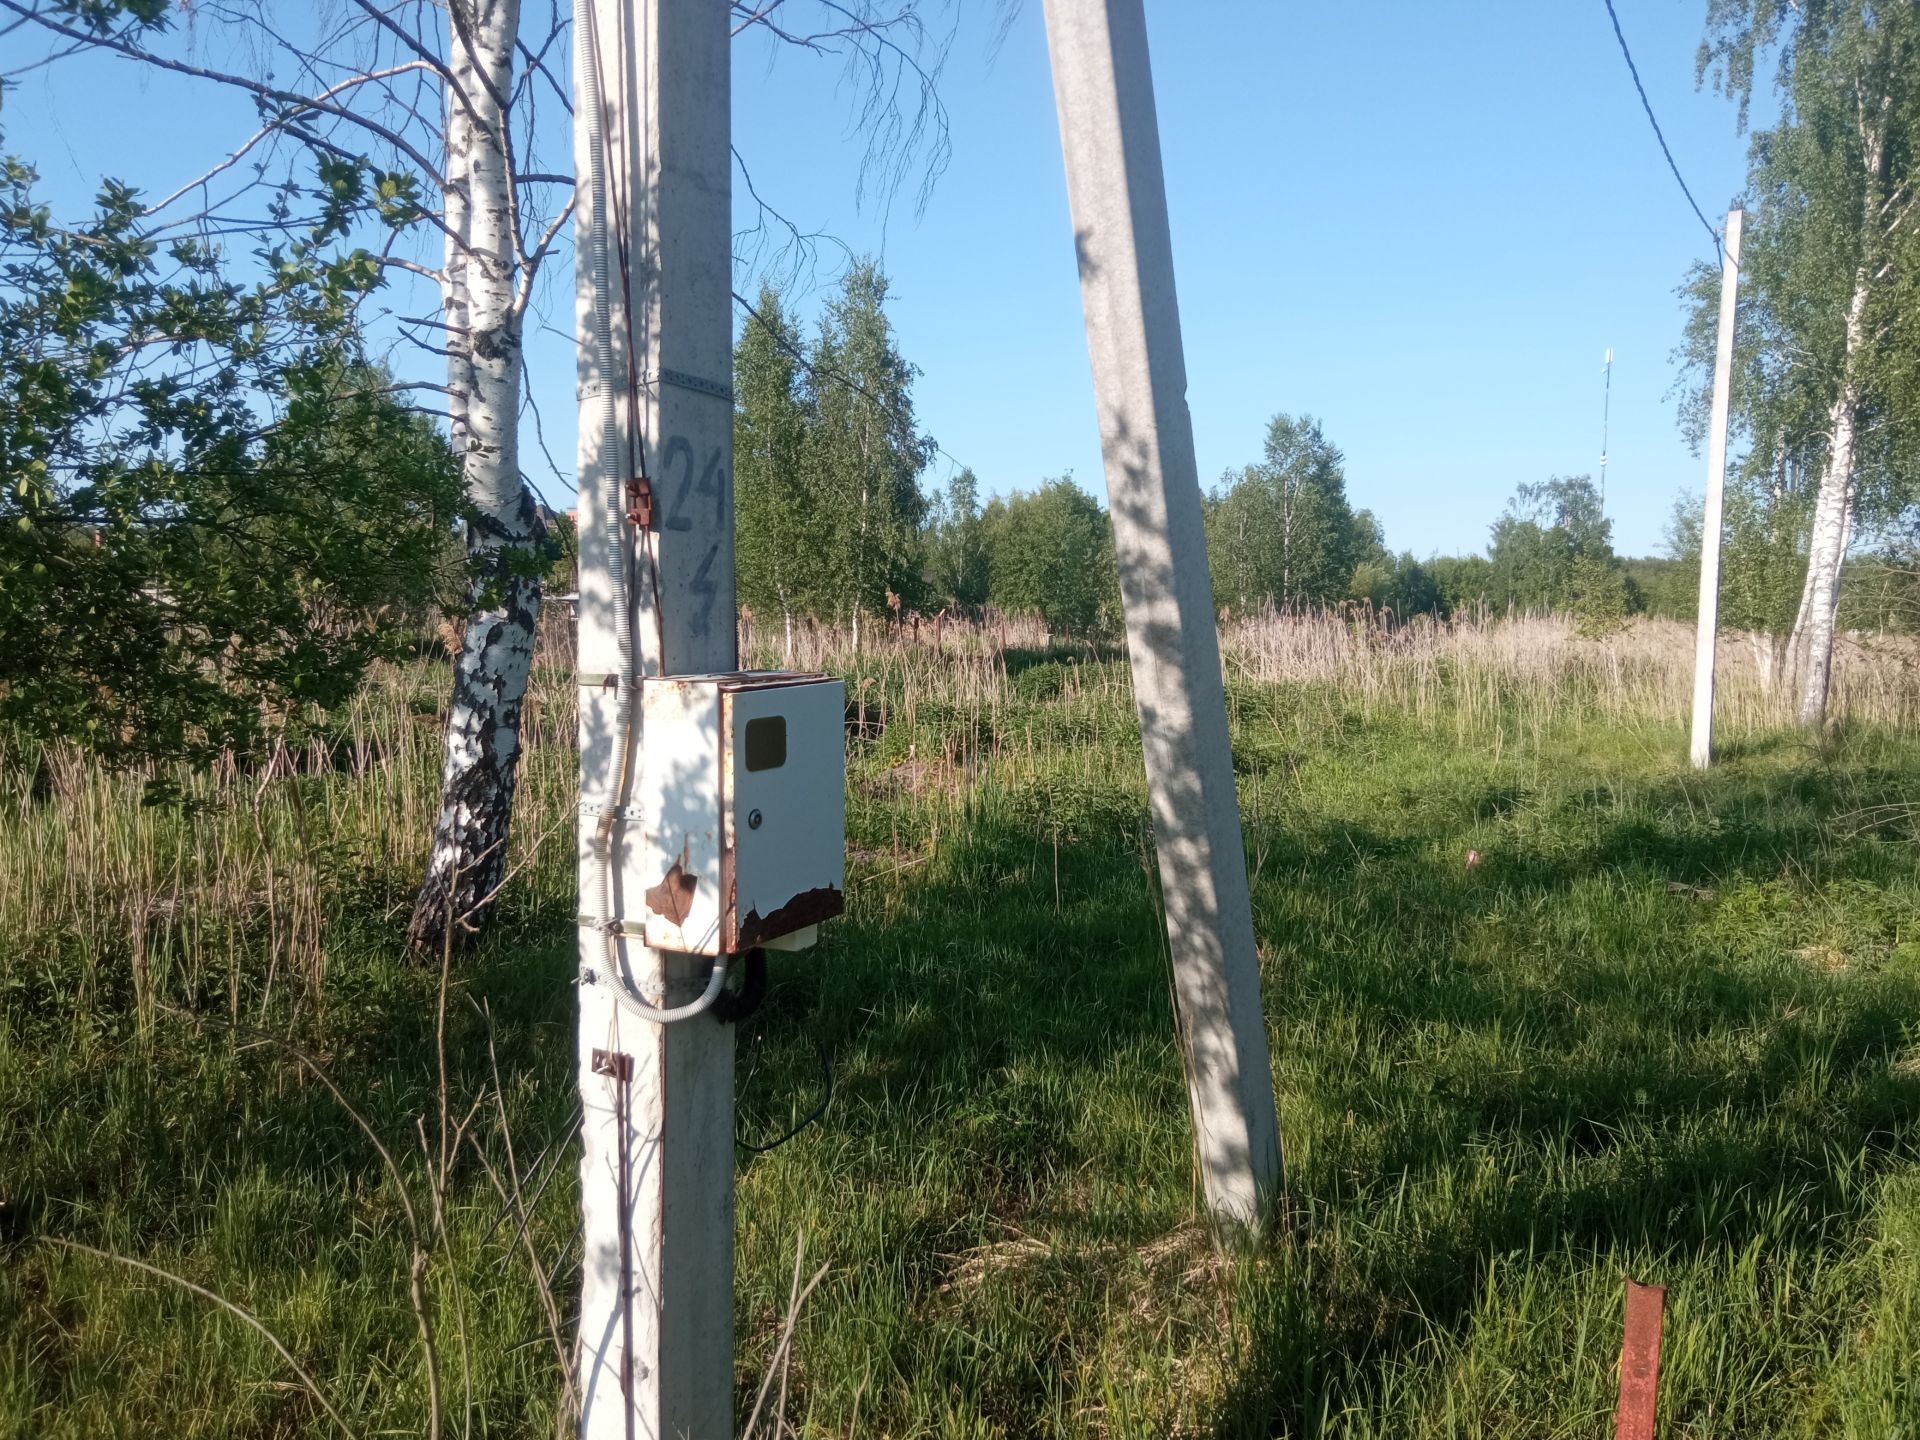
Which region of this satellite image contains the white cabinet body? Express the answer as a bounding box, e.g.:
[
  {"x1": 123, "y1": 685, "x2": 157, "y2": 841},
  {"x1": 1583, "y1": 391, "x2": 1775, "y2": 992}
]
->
[{"x1": 636, "y1": 672, "x2": 845, "y2": 955}]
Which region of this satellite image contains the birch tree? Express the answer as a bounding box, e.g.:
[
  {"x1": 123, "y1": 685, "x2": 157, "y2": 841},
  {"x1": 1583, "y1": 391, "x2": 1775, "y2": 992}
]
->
[
  {"x1": 1692, "y1": 1, "x2": 1920, "y2": 730},
  {"x1": 3, "y1": 0, "x2": 569, "y2": 952},
  {"x1": 805, "y1": 260, "x2": 935, "y2": 646},
  {"x1": 733, "y1": 286, "x2": 817, "y2": 657},
  {"x1": 7, "y1": 0, "x2": 953, "y2": 948},
  {"x1": 1203, "y1": 414, "x2": 1362, "y2": 614},
  {"x1": 982, "y1": 478, "x2": 1118, "y2": 637},
  {"x1": 405, "y1": 0, "x2": 549, "y2": 950},
  {"x1": 928, "y1": 467, "x2": 992, "y2": 613}
]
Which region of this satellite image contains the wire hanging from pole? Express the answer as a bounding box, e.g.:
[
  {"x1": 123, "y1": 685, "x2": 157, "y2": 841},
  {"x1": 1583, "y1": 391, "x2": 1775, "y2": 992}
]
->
[{"x1": 1601, "y1": 0, "x2": 1724, "y2": 261}]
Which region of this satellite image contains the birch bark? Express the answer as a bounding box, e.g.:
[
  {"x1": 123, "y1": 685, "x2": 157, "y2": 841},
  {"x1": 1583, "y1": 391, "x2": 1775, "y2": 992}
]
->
[
  {"x1": 1795, "y1": 105, "x2": 1884, "y2": 733},
  {"x1": 408, "y1": 0, "x2": 544, "y2": 951},
  {"x1": 1796, "y1": 405, "x2": 1857, "y2": 731},
  {"x1": 443, "y1": 37, "x2": 473, "y2": 460}
]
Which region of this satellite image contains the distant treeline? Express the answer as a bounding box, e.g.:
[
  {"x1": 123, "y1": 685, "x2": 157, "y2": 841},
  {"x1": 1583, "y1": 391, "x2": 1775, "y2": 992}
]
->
[
  {"x1": 723, "y1": 269, "x2": 1920, "y2": 643},
  {"x1": 1196, "y1": 418, "x2": 1635, "y2": 631}
]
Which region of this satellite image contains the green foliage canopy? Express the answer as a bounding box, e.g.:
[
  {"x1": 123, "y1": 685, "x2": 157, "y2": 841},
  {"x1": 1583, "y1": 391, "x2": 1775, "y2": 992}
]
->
[
  {"x1": 733, "y1": 286, "x2": 816, "y2": 623},
  {"x1": 1485, "y1": 475, "x2": 1632, "y2": 626},
  {"x1": 927, "y1": 467, "x2": 992, "y2": 613},
  {"x1": 1676, "y1": 1, "x2": 1920, "y2": 641},
  {"x1": 983, "y1": 478, "x2": 1119, "y2": 635},
  {"x1": 731, "y1": 264, "x2": 935, "y2": 630},
  {"x1": 807, "y1": 263, "x2": 935, "y2": 621},
  {"x1": 0, "y1": 139, "x2": 461, "y2": 766},
  {"x1": 1204, "y1": 414, "x2": 1367, "y2": 614}
]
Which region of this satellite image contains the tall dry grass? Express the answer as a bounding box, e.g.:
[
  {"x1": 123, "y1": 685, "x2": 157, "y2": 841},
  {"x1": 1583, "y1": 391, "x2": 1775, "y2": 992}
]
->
[
  {"x1": 5, "y1": 607, "x2": 1914, "y2": 1028},
  {"x1": 751, "y1": 606, "x2": 1920, "y2": 737},
  {"x1": 1219, "y1": 610, "x2": 1920, "y2": 733},
  {"x1": 0, "y1": 660, "x2": 580, "y2": 1032}
]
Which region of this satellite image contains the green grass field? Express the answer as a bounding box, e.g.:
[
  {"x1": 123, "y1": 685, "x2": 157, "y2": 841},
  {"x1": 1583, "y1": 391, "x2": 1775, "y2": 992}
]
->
[{"x1": 4, "y1": 615, "x2": 1919, "y2": 1437}]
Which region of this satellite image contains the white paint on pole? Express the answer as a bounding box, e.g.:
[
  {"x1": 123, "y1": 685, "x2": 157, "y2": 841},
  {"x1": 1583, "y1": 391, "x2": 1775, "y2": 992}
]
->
[
  {"x1": 1690, "y1": 208, "x2": 1742, "y2": 771},
  {"x1": 574, "y1": 0, "x2": 735, "y2": 1434},
  {"x1": 1041, "y1": 0, "x2": 1283, "y2": 1232}
]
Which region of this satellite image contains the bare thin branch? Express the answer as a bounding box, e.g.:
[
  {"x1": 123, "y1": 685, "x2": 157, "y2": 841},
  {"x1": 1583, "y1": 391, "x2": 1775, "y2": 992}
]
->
[
  {"x1": 140, "y1": 60, "x2": 437, "y2": 217},
  {"x1": 0, "y1": 0, "x2": 456, "y2": 203}
]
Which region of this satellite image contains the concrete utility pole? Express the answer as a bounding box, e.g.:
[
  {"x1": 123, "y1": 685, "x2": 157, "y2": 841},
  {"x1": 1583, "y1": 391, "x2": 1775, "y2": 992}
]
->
[
  {"x1": 1690, "y1": 208, "x2": 1742, "y2": 771},
  {"x1": 1041, "y1": 0, "x2": 1283, "y2": 1232},
  {"x1": 574, "y1": 0, "x2": 735, "y2": 1434}
]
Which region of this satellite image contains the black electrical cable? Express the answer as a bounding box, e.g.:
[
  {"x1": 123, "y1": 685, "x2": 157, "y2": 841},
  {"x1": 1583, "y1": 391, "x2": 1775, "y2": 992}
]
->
[
  {"x1": 736, "y1": 1039, "x2": 834, "y2": 1155},
  {"x1": 710, "y1": 947, "x2": 769, "y2": 1023},
  {"x1": 721, "y1": 949, "x2": 830, "y2": 1150},
  {"x1": 1602, "y1": 0, "x2": 1725, "y2": 260}
]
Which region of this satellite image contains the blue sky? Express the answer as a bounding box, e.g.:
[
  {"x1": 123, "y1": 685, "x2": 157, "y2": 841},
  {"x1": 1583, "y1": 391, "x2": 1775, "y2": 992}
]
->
[{"x1": 5, "y1": 1, "x2": 1764, "y2": 557}]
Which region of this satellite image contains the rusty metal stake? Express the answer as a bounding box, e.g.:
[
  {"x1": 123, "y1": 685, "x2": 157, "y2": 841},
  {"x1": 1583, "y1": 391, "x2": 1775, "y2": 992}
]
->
[{"x1": 1614, "y1": 1278, "x2": 1667, "y2": 1440}]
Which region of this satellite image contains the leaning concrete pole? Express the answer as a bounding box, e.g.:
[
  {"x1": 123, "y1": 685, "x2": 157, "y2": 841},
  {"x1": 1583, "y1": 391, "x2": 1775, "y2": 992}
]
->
[
  {"x1": 1690, "y1": 208, "x2": 1742, "y2": 771},
  {"x1": 1041, "y1": 0, "x2": 1282, "y2": 1232},
  {"x1": 574, "y1": 0, "x2": 736, "y2": 1434}
]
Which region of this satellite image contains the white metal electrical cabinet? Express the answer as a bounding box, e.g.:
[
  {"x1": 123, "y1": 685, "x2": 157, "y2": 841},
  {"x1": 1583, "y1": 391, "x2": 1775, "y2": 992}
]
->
[{"x1": 636, "y1": 672, "x2": 845, "y2": 955}]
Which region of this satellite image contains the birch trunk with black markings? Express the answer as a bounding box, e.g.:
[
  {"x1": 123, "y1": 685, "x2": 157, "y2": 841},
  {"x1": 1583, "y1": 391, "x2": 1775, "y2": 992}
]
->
[
  {"x1": 1793, "y1": 103, "x2": 1885, "y2": 735},
  {"x1": 407, "y1": 0, "x2": 544, "y2": 953}
]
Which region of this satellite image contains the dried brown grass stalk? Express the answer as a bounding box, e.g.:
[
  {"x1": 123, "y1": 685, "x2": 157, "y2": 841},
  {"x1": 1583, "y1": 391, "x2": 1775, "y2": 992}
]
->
[{"x1": 742, "y1": 1231, "x2": 832, "y2": 1440}]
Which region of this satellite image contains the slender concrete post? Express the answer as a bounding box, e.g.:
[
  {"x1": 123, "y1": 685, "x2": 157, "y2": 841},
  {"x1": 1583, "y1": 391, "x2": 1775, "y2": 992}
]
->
[
  {"x1": 1041, "y1": 0, "x2": 1283, "y2": 1231},
  {"x1": 574, "y1": 0, "x2": 736, "y2": 1433},
  {"x1": 1691, "y1": 208, "x2": 1742, "y2": 770}
]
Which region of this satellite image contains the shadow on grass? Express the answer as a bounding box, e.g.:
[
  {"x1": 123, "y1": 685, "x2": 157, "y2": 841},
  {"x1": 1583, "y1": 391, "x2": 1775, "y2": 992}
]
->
[
  {"x1": 9, "y1": 733, "x2": 1920, "y2": 1437},
  {"x1": 802, "y1": 741, "x2": 1920, "y2": 1433},
  {"x1": 1205, "y1": 753, "x2": 1920, "y2": 1434}
]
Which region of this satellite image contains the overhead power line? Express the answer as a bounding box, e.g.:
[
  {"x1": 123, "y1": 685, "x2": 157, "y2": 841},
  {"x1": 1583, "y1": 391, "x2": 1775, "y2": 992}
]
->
[{"x1": 1602, "y1": 0, "x2": 1724, "y2": 259}]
